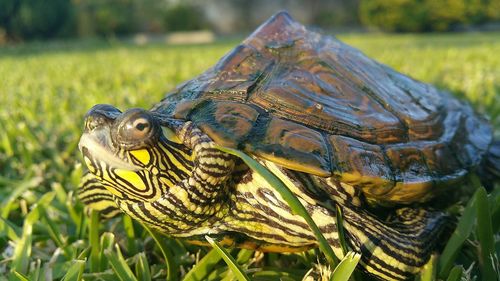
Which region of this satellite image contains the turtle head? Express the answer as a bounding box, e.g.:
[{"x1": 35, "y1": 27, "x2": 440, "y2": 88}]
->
[
  {"x1": 80, "y1": 104, "x2": 161, "y2": 156},
  {"x1": 78, "y1": 104, "x2": 193, "y2": 202}
]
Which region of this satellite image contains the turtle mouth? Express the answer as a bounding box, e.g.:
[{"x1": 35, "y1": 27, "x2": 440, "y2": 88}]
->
[{"x1": 79, "y1": 130, "x2": 139, "y2": 171}]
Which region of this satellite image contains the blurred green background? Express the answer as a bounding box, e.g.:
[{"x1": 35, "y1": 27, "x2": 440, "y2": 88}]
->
[{"x1": 1, "y1": 0, "x2": 500, "y2": 43}]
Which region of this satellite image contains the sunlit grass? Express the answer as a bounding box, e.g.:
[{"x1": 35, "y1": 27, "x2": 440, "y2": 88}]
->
[{"x1": 0, "y1": 32, "x2": 499, "y2": 280}]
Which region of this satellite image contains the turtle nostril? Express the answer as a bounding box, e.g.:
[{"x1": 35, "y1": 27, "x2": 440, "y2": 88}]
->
[
  {"x1": 84, "y1": 104, "x2": 122, "y2": 132},
  {"x1": 85, "y1": 115, "x2": 106, "y2": 131}
]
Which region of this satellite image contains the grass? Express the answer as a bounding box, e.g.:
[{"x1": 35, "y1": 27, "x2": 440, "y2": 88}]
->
[{"x1": 0, "y1": 31, "x2": 499, "y2": 280}]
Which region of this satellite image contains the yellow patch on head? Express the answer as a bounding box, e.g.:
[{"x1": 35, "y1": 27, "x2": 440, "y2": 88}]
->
[
  {"x1": 130, "y1": 149, "x2": 151, "y2": 165},
  {"x1": 114, "y1": 169, "x2": 147, "y2": 191}
]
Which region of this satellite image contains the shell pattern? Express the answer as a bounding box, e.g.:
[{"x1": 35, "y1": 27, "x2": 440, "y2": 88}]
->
[{"x1": 153, "y1": 12, "x2": 492, "y2": 203}]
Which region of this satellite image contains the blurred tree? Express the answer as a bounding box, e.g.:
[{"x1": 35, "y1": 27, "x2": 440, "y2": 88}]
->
[
  {"x1": 465, "y1": 0, "x2": 486, "y2": 24},
  {"x1": 359, "y1": 0, "x2": 426, "y2": 32},
  {"x1": 204, "y1": 0, "x2": 360, "y2": 34},
  {"x1": 134, "y1": 0, "x2": 166, "y2": 33},
  {"x1": 2, "y1": 0, "x2": 500, "y2": 41},
  {"x1": 359, "y1": 0, "x2": 500, "y2": 32},
  {"x1": 163, "y1": 3, "x2": 207, "y2": 31},
  {"x1": 1, "y1": 0, "x2": 73, "y2": 40},
  {"x1": 310, "y1": 0, "x2": 360, "y2": 27},
  {"x1": 93, "y1": 0, "x2": 137, "y2": 36},
  {"x1": 74, "y1": 0, "x2": 139, "y2": 37},
  {"x1": 0, "y1": 0, "x2": 19, "y2": 30},
  {"x1": 424, "y1": 0, "x2": 466, "y2": 31},
  {"x1": 485, "y1": 0, "x2": 500, "y2": 21},
  {"x1": 0, "y1": 0, "x2": 17, "y2": 42}
]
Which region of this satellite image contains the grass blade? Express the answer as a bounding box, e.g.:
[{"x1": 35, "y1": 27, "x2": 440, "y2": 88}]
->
[
  {"x1": 335, "y1": 204, "x2": 349, "y2": 257},
  {"x1": 142, "y1": 224, "x2": 177, "y2": 281},
  {"x1": 31, "y1": 259, "x2": 41, "y2": 281},
  {"x1": 11, "y1": 272, "x2": 29, "y2": 281},
  {"x1": 99, "y1": 232, "x2": 116, "y2": 271},
  {"x1": 67, "y1": 191, "x2": 84, "y2": 240},
  {"x1": 0, "y1": 177, "x2": 42, "y2": 234},
  {"x1": 491, "y1": 199, "x2": 500, "y2": 234},
  {"x1": 183, "y1": 249, "x2": 222, "y2": 281},
  {"x1": 446, "y1": 266, "x2": 463, "y2": 281},
  {"x1": 104, "y1": 244, "x2": 138, "y2": 281},
  {"x1": 123, "y1": 215, "x2": 138, "y2": 255},
  {"x1": 61, "y1": 260, "x2": 85, "y2": 281},
  {"x1": 216, "y1": 146, "x2": 339, "y2": 267},
  {"x1": 489, "y1": 186, "x2": 500, "y2": 233},
  {"x1": 251, "y1": 268, "x2": 306, "y2": 281},
  {"x1": 0, "y1": 216, "x2": 21, "y2": 241},
  {"x1": 205, "y1": 236, "x2": 250, "y2": 281},
  {"x1": 89, "y1": 210, "x2": 101, "y2": 272},
  {"x1": 39, "y1": 205, "x2": 72, "y2": 258},
  {"x1": 438, "y1": 187, "x2": 478, "y2": 278},
  {"x1": 236, "y1": 249, "x2": 254, "y2": 264},
  {"x1": 330, "y1": 251, "x2": 361, "y2": 281},
  {"x1": 51, "y1": 182, "x2": 68, "y2": 205},
  {"x1": 475, "y1": 187, "x2": 496, "y2": 281},
  {"x1": 135, "y1": 252, "x2": 152, "y2": 281},
  {"x1": 10, "y1": 192, "x2": 55, "y2": 279}
]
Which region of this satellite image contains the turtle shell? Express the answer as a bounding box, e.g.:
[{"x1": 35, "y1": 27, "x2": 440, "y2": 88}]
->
[{"x1": 153, "y1": 11, "x2": 492, "y2": 204}]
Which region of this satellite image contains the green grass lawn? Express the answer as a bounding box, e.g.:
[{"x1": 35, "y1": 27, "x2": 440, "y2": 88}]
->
[{"x1": 0, "y1": 32, "x2": 499, "y2": 280}]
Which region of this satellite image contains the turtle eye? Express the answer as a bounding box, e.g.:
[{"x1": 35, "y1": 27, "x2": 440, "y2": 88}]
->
[
  {"x1": 114, "y1": 109, "x2": 158, "y2": 148},
  {"x1": 125, "y1": 117, "x2": 151, "y2": 140}
]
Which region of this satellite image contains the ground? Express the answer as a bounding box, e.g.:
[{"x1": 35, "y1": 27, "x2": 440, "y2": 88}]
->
[{"x1": 0, "y1": 32, "x2": 499, "y2": 280}]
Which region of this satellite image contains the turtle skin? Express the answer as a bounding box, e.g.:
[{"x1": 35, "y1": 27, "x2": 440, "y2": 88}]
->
[{"x1": 152, "y1": 11, "x2": 492, "y2": 205}]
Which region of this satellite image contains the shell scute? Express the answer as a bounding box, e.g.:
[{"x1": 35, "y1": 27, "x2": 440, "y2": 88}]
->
[
  {"x1": 248, "y1": 117, "x2": 331, "y2": 176},
  {"x1": 385, "y1": 146, "x2": 433, "y2": 185},
  {"x1": 329, "y1": 135, "x2": 394, "y2": 196},
  {"x1": 420, "y1": 142, "x2": 464, "y2": 177},
  {"x1": 191, "y1": 101, "x2": 259, "y2": 148}
]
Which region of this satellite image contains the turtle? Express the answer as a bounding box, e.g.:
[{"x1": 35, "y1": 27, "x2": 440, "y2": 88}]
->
[{"x1": 77, "y1": 11, "x2": 500, "y2": 281}]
